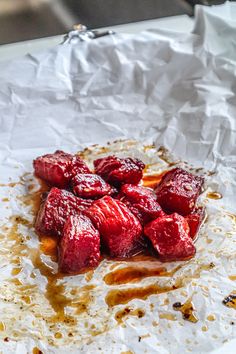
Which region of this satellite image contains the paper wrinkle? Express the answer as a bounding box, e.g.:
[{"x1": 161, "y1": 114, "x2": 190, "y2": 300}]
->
[
  {"x1": 193, "y1": 2, "x2": 236, "y2": 60},
  {"x1": 0, "y1": 3, "x2": 236, "y2": 354}
]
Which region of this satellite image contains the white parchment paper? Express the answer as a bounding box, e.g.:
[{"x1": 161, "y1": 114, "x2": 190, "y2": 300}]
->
[{"x1": 0, "y1": 2, "x2": 236, "y2": 353}]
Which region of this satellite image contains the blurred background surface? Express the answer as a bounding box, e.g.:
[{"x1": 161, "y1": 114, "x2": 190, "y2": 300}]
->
[{"x1": 0, "y1": 0, "x2": 230, "y2": 45}]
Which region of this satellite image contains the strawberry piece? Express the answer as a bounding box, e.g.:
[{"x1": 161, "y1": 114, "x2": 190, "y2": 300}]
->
[
  {"x1": 119, "y1": 184, "x2": 164, "y2": 224},
  {"x1": 185, "y1": 206, "x2": 206, "y2": 240},
  {"x1": 85, "y1": 196, "x2": 142, "y2": 258},
  {"x1": 35, "y1": 187, "x2": 93, "y2": 236},
  {"x1": 155, "y1": 168, "x2": 204, "y2": 216},
  {"x1": 144, "y1": 213, "x2": 196, "y2": 261},
  {"x1": 94, "y1": 155, "x2": 145, "y2": 186},
  {"x1": 71, "y1": 174, "x2": 116, "y2": 199},
  {"x1": 33, "y1": 150, "x2": 91, "y2": 188},
  {"x1": 59, "y1": 214, "x2": 100, "y2": 273}
]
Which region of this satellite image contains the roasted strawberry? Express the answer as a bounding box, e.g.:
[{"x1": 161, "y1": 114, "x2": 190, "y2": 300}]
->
[
  {"x1": 35, "y1": 187, "x2": 93, "y2": 236},
  {"x1": 144, "y1": 213, "x2": 195, "y2": 261},
  {"x1": 33, "y1": 150, "x2": 91, "y2": 188},
  {"x1": 59, "y1": 214, "x2": 100, "y2": 273},
  {"x1": 119, "y1": 184, "x2": 164, "y2": 224},
  {"x1": 155, "y1": 168, "x2": 204, "y2": 216},
  {"x1": 94, "y1": 155, "x2": 145, "y2": 186},
  {"x1": 85, "y1": 196, "x2": 142, "y2": 258},
  {"x1": 185, "y1": 206, "x2": 206, "y2": 240},
  {"x1": 71, "y1": 174, "x2": 116, "y2": 199}
]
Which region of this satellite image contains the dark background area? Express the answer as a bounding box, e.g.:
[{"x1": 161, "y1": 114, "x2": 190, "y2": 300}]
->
[{"x1": 0, "y1": 0, "x2": 231, "y2": 45}]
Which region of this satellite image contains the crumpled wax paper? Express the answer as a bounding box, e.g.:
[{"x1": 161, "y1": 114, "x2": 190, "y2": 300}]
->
[{"x1": 0, "y1": 2, "x2": 236, "y2": 354}]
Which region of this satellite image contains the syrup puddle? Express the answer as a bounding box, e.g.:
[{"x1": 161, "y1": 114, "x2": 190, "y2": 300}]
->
[{"x1": 1, "y1": 182, "x2": 95, "y2": 326}]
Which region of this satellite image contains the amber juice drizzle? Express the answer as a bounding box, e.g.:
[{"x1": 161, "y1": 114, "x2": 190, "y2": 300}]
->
[
  {"x1": 4, "y1": 217, "x2": 94, "y2": 324},
  {"x1": 2, "y1": 217, "x2": 68, "y2": 323},
  {"x1": 27, "y1": 180, "x2": 96, "y2": 323},
  {"x1": 105, "y1": 262, "x2": 215, "y2": 307},
  {"x1": 31, "y1": 249, "x2": 73, "y2": 323},
  {"x1": 1, "y1": 178, "x2": 96, "y2": 325},
  {"x1": 104, "y1": 265, "x2": 182, "y2": 285},
  {"x1": 106, "y1": 283, "x2": 181, "y2": 307},
  {"x1": 32, "y1": 250, "x2": 95, "y2": 323}
]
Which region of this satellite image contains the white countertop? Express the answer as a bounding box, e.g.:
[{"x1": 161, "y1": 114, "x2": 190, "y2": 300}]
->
[{"x1": 0, "y1": 15, "x2": 194, "y2": 62}]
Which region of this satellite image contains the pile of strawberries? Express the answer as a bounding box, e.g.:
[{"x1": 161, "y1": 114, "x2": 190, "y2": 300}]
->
[{"x1": 33, "y1": 150, "x2": 205, "y2": 273}]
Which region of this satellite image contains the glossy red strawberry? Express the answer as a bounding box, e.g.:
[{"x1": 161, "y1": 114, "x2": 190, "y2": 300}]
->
[
  {"x1": 33, "y1": 150, "x2": 91, "y2": 188},
  {"x1": 155, "y1": 168, "x2": 204, "y2": 216},
  {"x1": 94, "y1": 155, "x2": 145, "y2": 186},
  {"x1": 144, "y1": 213, "x2": 195, "y2": 261},
  {"x1": 71, "y1": 174, "x2": 116, "y2": 199},
  {"x1": 119, "y1": 184, "x2": 164, "y2": 224},
  {"x1": 85, "y1": 196, "x2": 142, "y2": 258},
  {"x1": 59, "y1": 214, "x2": 100, "y2": 273},
  {"x1": 35, "y1": 187, "x2": 93, "y2": 236},
  {"x1": 185, "y1": 206, "x2": 206, "y2": 240}
]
